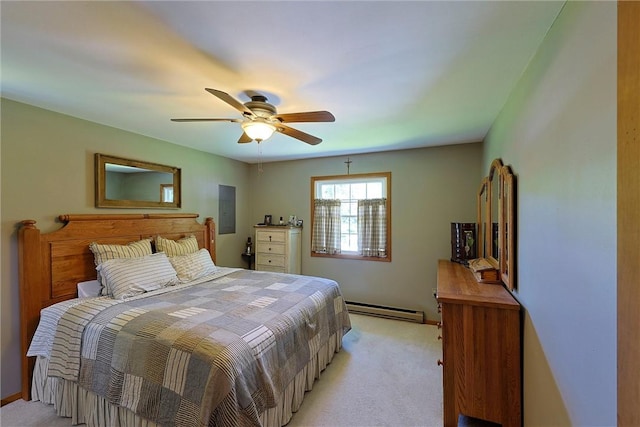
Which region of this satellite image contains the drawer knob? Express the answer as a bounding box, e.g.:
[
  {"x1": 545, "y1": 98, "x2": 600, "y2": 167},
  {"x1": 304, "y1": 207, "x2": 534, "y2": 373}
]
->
[
  {"x1": 437, "y1": 335, "x2": 442, "y2": 340},
  {"x1": 268, "y1": 247, "x2": 272, "y2": 251},
  {"x1": 268, "y1": 260, "x2": 271, "y2": 263},
  {"x1": 436, "y1": 322, "x2": 442, "y2": 329},
  {"x1": 437, "y1": 359, "x2": 444, "y2": 367}
]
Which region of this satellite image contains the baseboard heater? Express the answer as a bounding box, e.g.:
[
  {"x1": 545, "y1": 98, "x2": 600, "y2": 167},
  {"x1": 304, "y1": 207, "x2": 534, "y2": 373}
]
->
[{"x1": 345, "y1": 301, "x2": 424, "y2": 323}]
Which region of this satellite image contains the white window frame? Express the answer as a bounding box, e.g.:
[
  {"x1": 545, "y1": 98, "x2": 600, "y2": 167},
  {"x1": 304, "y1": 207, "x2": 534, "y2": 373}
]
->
[
  {"x1": 310, "y1": 172, "x2": 391, "y2": 261},
  {"x1": 160, "y1": 184, "x2": 174, "y2": 203}
]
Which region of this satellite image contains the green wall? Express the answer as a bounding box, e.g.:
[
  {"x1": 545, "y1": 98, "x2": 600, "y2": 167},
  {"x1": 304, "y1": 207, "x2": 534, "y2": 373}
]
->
[
  {"x1": 1, "y1": 6, "x2": 618, "y2": 424},
  {"x1": 249, "y1": 145, "x2": 482, "y2": 322},
  {"x1": 0, "y1": 99, "x2": 253, "y2": 397},
  {"x1": 483, "y1": 2, "x2": 616, "y2": 425},
  {"x1": 0, "y1": 98, "x2": 482, "y2": 399}
]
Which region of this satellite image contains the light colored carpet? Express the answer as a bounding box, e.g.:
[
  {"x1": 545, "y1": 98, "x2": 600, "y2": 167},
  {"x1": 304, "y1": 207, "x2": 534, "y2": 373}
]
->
[
  {"x1": 1, "y1": 314, "x2": 492, "y2": 427},
  {"x1": 287, "y1": 313, "x2": 444, "y2": 426}
]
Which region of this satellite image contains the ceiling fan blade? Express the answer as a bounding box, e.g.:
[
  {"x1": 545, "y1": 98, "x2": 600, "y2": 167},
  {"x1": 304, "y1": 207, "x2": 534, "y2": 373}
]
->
[
  {"x1": 276, "y1": 123, "x2": 322, "y2": 145},
  {"x1": 205, "y1": 88, "x2": 256, "y2": 118},
  {"x1": 170, "y1": 118, "x2": 241, "y2": 122},
  {"x1": 273, "y1": 111, "x2": 335, "y2": 123},
  {"x1": 237, "y1": 132, "x2": 252, "y2": 144}
]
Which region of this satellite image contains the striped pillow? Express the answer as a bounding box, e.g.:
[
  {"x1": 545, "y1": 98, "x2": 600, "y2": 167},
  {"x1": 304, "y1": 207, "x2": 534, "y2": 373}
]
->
[
  {"x1": 89, "y1": 239, "x2": 153, "y2": 293},
  {"x1": 156, "y1": 235, "x2": 199, "y2": 257},
  {"x1": 97, "y1": 252, "x2": 179, "y2": 300},
  {"x1": 169, "y1": 248, "x2": 218, "y2": 283},
  {"x1": 89, "y1": 238, "x2": 153, "y2": 267}
]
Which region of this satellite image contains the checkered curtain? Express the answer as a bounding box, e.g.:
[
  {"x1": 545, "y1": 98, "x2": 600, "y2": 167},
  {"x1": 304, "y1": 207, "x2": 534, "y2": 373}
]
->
[
  {"x1": 358, "y1": 198, "x2": 387, "y2": 257},
  {"x1": 312, "y1": 199, "x2": 342, "y2": 254}
]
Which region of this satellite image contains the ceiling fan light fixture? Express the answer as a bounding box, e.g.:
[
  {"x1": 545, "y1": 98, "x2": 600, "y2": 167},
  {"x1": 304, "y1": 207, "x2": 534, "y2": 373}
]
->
[
  {"x1": 242, "y1": 121, "x2": 276, "y2": 142},
  {"x1": 172, "y1": 89, "x2": 333, "y2": 145}
]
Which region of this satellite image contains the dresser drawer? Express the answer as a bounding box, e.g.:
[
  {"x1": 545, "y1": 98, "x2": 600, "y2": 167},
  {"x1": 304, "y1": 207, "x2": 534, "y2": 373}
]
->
[
  {"x1": 256, "y1": 242, "x2": 285, "y2": 255},
  {"x1": 256, "y1": 264, "x2": 285, "y2": 273},
  {"x1": 256, "y1": 253, "x2": 285, "y2": 268},
  {"x1": 256, "y1": 230, "x2": 286, "y2": 243}
]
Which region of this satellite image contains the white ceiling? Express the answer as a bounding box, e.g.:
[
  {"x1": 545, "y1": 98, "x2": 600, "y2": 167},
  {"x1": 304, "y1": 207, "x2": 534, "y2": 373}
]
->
[{"x1": 1, "y1": 1, "x2": 564, "y2": 164}]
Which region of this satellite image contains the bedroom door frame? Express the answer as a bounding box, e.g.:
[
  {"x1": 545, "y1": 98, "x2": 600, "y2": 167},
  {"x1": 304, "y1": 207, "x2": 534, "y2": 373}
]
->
[{"x1": 617, "y1": 1, "x2": 639, "y2": 425}]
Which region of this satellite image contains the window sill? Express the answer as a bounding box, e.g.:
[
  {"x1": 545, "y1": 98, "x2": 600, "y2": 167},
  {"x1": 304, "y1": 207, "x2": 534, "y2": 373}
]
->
[{"x1": 311, "y1": 252, "x2": 391, "y2": 262}]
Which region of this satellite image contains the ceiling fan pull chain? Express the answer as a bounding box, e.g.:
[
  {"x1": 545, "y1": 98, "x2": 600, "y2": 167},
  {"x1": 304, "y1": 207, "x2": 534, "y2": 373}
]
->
[{"x1": 258, "y1": 143, "x2": 264, "y2": 174}]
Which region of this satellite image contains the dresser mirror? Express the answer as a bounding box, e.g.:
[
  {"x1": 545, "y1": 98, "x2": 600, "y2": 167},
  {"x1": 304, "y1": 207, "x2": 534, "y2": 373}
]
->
[
  {"x1": 476, "y1": 178, "x2": 489, "y2": 258},
  {"x1": 500, "y1": 165, "x2": 515, "y2": 290},
  {"x1": 487, "y1": 158, "x2": 503, "y2": 269},
  {"x1": 95, "y1": 154, "x2": 181, "y2": 208},
  {"x1": 477, "y1": 158, "x2": 516, "y2": 290}
]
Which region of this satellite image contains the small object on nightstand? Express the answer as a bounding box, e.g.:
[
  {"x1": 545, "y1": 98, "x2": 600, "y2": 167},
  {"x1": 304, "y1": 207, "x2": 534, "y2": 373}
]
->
[{"x1": 245, "y1": 237, "x2": 253, "y2": 255}]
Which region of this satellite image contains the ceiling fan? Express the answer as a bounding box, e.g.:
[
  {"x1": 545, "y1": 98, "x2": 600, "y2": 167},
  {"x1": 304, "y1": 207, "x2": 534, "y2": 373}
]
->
[{"x1": 171, "y1": 88, "x2": 335, "y2": 145}]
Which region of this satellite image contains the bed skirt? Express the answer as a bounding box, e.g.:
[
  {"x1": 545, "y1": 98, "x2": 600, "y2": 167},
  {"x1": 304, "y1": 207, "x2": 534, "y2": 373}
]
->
[{"x1": 31, "y1": 332, "x2": 343, "y2": 426}]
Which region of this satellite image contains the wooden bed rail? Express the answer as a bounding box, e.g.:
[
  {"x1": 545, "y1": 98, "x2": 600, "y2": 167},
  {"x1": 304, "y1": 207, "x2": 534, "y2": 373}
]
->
[{"x1": 18, "y1": 213, "x2": 216, "y2": 400}]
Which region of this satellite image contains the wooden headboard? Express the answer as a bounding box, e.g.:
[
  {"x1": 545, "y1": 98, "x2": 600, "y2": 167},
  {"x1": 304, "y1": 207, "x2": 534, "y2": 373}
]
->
[{"x1": 18, "y1": 213, "x2": 215, "y2": 400}]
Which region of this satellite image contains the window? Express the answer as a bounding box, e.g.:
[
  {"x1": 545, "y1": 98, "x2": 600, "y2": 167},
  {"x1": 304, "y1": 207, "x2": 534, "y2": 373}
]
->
[
  {"x1": 160, "y1": 184, "x2": 174, "y2": 203},
  {"x1": 311, "y1": 172, "x2": 390, "y2": 261}
]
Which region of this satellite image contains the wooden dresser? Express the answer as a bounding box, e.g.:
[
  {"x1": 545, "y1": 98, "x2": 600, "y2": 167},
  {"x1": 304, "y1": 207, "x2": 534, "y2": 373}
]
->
[
  {"x1": 436, "y1": 260, "x2": 521, "y2": 427},
  {"x1": 254, "y1": 226, "x2": 301, "y2": 273}
]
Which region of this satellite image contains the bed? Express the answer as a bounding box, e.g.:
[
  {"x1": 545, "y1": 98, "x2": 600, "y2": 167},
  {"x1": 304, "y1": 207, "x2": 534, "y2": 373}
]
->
[{"x1": 18, "y1": 213, "x2": 351, "y2": 426}]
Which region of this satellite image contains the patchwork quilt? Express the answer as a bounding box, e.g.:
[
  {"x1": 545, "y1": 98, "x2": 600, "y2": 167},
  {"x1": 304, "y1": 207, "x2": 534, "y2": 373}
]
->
[{"x1": 32, "y1": 269, "x2": 351, "y2": 427}]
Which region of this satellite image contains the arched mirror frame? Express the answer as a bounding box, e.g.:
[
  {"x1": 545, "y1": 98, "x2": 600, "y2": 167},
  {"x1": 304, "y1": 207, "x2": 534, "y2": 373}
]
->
[
  {"x1": 500, "y1": 165, "x2": 516, "y2": 290},
  {"x1": 95, "y1": 153, "x2": 182, "y2": 209},
  {"x1": 487, "y1": 158, "x2": 504, "y2": 270},
  {"x1": 476, "y1": 177, "x2": 489, "y2": 259},
  {"x1": 478, "y1": 158, "x2": 516, "y2": 290}
]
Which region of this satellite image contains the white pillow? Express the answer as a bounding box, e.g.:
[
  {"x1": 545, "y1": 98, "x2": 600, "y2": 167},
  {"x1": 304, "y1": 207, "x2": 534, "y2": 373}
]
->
[
  {"x1": 97, "y1": 252, "x2": 179, "y2": 299},
  {"x1": 168, "y1": 248, "x2": 218, "y2": 283},
  {"x1": 77, "y1": 280, "x2": 102, "y2": 298}
]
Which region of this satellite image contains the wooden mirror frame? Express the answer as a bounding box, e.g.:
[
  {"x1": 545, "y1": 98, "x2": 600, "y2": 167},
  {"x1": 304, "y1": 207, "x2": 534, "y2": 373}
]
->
[
  {"x1": 95, "y1": 154, "x2": 181, "y2": 209},
  {"x1": 487, "y1": 158, "x2": 504, "y2": 269},
  {"x1": 500, "y1": 165, "x2": 516, "y2": 290},
  {"x1": 477, "y1": 177, "x2": 489, "y2": 259},
  {"x1": 477, "y1": 158, "x2": 517, "y2": 290}
]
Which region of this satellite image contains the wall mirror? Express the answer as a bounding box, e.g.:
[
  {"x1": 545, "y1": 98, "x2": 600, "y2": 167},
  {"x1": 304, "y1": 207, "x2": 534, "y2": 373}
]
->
[{"x1": 95, "y1": 154, "x2": 181, "y2": 209}]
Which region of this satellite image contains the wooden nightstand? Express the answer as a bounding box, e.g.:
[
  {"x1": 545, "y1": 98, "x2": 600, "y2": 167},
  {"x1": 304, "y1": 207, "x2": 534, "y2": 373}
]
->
[{"x1": 241, "y1": 252, "x2": 255, "y2": 270}]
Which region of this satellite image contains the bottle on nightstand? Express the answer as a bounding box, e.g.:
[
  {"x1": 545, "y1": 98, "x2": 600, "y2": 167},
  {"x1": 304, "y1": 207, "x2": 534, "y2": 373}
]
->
[{"x1": 245, "y1": 237, "x2": 253, "y2": 255}]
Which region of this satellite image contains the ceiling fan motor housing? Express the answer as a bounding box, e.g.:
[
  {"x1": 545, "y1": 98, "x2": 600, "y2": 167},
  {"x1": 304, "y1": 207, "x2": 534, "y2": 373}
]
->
[{"x1": 244, "y1": 96, "x2": 277, "y2": 119}]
